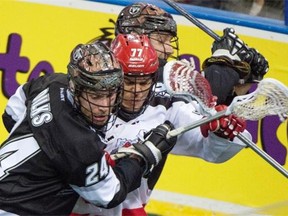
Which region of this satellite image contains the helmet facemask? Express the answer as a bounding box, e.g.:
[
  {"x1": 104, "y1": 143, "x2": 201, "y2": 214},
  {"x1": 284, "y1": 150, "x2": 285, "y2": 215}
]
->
[
  {"x1": 148, "y1": 31, "x2": 179, "y2": 60},
  {"x1": 68, "y1": 42, "x2": 123, "y2": 131},
  {"x1": 111, "y1": 33, "x2": 159, "y2": 120},
  {"x1": 70, "y1": 76, "x2": 122, "y2": 131},
  {"x1": 121, "y1": 73, "x2": 157, "y2": 119}
]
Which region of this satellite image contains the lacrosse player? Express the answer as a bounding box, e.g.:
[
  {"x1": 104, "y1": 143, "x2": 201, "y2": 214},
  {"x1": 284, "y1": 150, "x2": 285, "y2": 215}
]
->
[
  {"x1": 70, "y1": 33, "x2": 252, "y2": 216},
  {"x1": 0, "y1": 41, "x2": 177, "y2": 215},
  {"x1": 114, "y1": 2, "x2": 269, "y2": 105}
]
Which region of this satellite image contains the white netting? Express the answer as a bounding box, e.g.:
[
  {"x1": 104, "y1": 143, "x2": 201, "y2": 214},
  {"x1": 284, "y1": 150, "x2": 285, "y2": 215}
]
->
[{"x1": 229, "y1": 78, "x2": 288, "y2": 121}]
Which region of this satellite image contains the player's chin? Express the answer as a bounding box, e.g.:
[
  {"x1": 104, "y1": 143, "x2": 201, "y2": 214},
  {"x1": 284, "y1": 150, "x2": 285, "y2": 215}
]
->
[
  {"x1": 91, "y1": 116, "x2": 109, "y2": 126},
  {"x1": 122, "y1": 104, "x2": 143, "y2": 113}
]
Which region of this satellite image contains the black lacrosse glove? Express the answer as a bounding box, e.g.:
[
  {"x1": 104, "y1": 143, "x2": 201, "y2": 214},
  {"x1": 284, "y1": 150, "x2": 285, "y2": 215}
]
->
[
  {"x1": 203, "y1": 28, "x2": 251, "y2": 82},
  {"x1": 211, "y1": 28, "x2": 249, "y2": 60},
  {"x1": 133, "y1": 121, "x2": 177, "y2": 177},
  {"x1": 207, "y1": 28, "x2": 269, "y2": 82},
  {"x1": 242, "y1": 48, "x2": 269, "y2": 82}
]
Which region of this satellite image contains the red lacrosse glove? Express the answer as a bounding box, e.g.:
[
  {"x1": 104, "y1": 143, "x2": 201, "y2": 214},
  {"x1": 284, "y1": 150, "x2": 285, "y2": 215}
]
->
[
  {"x1": 200, "y1": 105, "x2": 246, "y2": 141},
  {"x1": 105, "y1": 151, "x2": 116, "y2": 167}
]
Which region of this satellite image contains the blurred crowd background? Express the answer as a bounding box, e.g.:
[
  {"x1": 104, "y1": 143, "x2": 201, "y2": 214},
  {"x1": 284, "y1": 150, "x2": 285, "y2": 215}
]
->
[{"x1": 173, "y1": 0, "x2": 284, "y2": 20}]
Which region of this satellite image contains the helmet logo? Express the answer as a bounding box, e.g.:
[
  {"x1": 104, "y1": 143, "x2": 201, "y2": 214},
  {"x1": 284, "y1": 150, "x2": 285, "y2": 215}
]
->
[
  {"x1": 128, "y1": 6, "x2": 141, "y2": 16},
  {"x1": 72, "y1": 47, "x2": 84, "y2": 63}
]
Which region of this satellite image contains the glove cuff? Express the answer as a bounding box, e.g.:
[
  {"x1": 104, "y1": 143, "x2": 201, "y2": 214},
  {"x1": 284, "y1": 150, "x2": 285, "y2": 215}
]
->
[
  {"x1": 202, "y1": 56, "x2": 251, "y2": 82},
  {"x1": 212, "y1": 49, "x2": 241, "y2": 61}
]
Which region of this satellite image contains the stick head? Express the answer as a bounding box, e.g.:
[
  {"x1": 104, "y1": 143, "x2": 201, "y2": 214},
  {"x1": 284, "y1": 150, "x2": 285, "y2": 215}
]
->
[
  {"x1": 163, "y1": 59, "x2": 216, "y2": 111},
  {"x1": 229, "y1": 78, "x2": 288, "y2": 121}
]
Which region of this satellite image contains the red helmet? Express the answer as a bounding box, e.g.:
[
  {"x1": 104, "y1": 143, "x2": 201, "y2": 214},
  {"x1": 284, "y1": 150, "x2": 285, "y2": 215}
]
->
[
  {"x1": 111, "y1": 34, "x2": 159, "y2": 120},
  {"x1": 111, "y1": 33, "x2": 159, "y2": 75}
]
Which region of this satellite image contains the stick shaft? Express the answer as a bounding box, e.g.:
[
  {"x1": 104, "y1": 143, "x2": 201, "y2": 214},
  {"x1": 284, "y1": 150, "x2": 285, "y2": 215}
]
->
[
  {"x1": 166, "y1": 107, "x2": 288, "y2": 178},
  {"x1": 237, "y1": 134, "x2": 288, "y2": 178},
  {"x1": 162, "y1": 0, "x2": 221, "y2": 41},
  {"x1": 166, "y1": 110, "x2": 226, "y2": 139}
]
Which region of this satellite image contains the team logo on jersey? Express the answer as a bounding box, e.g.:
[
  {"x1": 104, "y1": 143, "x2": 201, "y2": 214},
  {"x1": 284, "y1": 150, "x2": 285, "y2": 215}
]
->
[
  {"x1": 110, "y1": 129, "x2": 147, "y2": 154},
  {"x1": 30, "y1": 88, "x2": 53, "y2": 127}
]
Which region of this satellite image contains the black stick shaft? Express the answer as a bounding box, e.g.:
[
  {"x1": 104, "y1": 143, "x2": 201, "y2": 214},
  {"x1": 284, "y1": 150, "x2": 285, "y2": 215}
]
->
[
  {"x1": 237, "y1": 134, "x2": 288, "y2": 178},
  {"x1": 162, "y1": 0, "x2": 221, "y2": 41}
]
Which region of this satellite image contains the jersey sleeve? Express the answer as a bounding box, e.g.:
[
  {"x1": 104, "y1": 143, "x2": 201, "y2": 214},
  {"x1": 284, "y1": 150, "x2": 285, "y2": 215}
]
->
[
  {"x1": 2, "y1": 85, "x2": 27, "y2": 132},
  {"x1": 203, "y1": 64, "x2": 240, "y2": 105},
  {"x1": 166, "y1": 99, "x2": 248, "y2": 163},
  {"x1": 2, "y1": 74, "x2": 67, "y2": 132}
]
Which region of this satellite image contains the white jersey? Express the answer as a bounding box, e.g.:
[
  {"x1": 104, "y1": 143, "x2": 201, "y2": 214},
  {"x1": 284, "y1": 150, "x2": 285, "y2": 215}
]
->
[{"x1": 71, "y1": 95, "x2": 250, "y2": 216}]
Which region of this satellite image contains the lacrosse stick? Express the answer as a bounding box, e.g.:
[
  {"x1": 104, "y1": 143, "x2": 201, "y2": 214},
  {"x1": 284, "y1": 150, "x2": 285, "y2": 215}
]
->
[
  {"x1": 163, "y1": 59, "x2": 288, "y2": 178},
  {"x1": 162, "y1": 0, "x2": 221, "y2": 41}
]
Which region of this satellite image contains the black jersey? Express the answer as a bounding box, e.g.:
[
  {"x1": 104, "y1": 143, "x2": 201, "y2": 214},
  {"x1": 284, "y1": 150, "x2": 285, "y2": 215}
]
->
[{"x1": 0, "y1": 73, "x2": 143, "y2": 215}]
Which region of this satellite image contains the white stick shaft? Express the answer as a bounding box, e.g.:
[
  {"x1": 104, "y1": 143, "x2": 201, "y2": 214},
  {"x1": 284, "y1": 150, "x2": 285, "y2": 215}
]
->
[
  {"x1": 166, "y1": 110, "x2": 226, "y2": 139},
  {"x1": 111, "y1": 152, "x2": 126, "y2": 160},
  {"x1": 237, "y1": 133, "x2": 288, "y2": 178}
]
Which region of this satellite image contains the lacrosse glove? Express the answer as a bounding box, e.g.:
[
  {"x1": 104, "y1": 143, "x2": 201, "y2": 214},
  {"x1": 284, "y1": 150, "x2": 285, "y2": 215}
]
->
[
  {"x1": 200, "y1": 105, "x2": 246, "y2": 141},
  {"x1": 243, "y1": 47, "x2": 269, "y2": 82},
  {"x1": 133, "y1": 121, "x2": 177, "y2": 177},
  {"x1": 204, "y1": 28, "x2": 269, "y2": 82}
]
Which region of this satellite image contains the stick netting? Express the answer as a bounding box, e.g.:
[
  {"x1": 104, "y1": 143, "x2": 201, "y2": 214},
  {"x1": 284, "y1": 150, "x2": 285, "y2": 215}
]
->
[
  {"x1": 163, "y1": 59, "x2": 215, "y2": 110},
  {"x1": 230, "y1": 78, "x2": 288, "y2": 121}
]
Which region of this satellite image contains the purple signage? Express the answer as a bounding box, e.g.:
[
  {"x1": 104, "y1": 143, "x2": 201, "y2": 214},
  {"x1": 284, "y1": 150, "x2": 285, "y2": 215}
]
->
[
  {"x1": 0, "y1": 33, "x2": 286, "y2": 165},
  {"x1": 0, "y1": 33, "x2": 54, "y2": 98}
]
